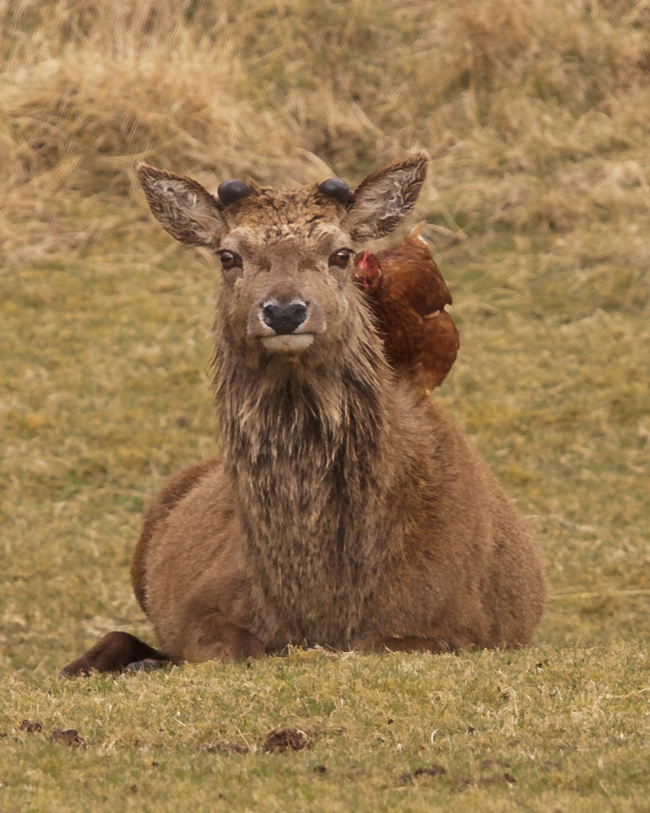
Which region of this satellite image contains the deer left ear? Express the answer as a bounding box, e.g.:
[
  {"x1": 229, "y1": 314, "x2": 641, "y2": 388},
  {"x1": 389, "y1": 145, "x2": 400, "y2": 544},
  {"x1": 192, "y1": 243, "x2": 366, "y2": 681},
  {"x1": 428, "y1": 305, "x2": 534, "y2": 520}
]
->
[{"x1": 347, "y1": 154, "x2": 428, "y2": 241}]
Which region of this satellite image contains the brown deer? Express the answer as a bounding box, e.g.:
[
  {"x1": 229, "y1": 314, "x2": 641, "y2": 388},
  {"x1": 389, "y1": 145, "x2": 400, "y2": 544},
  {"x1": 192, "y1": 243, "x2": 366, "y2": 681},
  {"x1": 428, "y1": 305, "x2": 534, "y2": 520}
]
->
[{"x1": 60, "y1": 154, "x2": 545, "y2": 676}]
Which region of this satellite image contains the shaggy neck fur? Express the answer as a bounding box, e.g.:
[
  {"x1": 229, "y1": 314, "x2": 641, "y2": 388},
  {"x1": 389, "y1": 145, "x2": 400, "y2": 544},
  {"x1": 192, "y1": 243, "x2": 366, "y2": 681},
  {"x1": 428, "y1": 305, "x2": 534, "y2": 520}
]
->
[{"x1": 212, "y1": 303, "x2": 407, "y2": 649}]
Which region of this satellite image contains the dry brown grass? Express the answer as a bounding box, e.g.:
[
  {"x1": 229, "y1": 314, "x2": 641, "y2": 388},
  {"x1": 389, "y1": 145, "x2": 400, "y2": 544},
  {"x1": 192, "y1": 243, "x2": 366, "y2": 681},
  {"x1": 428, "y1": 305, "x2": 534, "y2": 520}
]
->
[{"x1": 1, "y1": 0, "x2": 649, "y2": 310}]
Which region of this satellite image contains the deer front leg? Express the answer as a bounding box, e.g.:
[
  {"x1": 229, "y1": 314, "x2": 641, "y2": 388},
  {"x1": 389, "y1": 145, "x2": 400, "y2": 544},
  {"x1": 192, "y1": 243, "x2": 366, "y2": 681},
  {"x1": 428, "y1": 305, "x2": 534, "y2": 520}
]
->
[
  {"x1": 59, "y1": 631, "x2": 171, "y2": 677},
  {"x1": 173, "y1": 610, "x2": 265, "y2": 663}
]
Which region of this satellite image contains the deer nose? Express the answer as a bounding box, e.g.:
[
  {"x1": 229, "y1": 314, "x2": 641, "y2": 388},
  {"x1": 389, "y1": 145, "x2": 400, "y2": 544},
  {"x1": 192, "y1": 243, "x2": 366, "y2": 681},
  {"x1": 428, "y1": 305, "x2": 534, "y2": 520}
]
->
[{"x1": 262, "y1": 301, "x2": 308, "y2": 335}]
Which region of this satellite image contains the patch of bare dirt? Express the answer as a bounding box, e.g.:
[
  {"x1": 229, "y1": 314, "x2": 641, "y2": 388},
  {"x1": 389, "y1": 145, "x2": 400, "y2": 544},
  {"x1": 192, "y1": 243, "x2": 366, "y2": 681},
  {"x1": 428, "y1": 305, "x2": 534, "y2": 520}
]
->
[
  {"x1": 263, "y1": 727, "x2": 310, "y2": 753},
  {"x1": 18, "y1": 720, "x2": 43, "y2": 733},
  {"x1": 400, "y1": 763, "x2": 446, "y2": 784},
  {"x1": 51, "y1": 728, "x2": 86, "y2": 748}
]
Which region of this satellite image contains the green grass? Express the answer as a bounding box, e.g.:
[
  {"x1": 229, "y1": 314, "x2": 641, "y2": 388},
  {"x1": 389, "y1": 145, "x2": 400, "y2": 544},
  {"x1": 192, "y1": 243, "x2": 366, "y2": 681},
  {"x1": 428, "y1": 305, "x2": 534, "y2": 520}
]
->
[{"x1": 2, "y1": 647, "x2": 650, "y2": 812}]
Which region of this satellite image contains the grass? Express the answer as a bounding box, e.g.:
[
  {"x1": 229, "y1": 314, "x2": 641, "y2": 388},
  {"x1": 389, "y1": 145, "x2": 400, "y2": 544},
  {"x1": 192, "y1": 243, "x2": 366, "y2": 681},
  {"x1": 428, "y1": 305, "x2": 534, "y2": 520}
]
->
[
  {"x1": 1, "y1": 0, "x2": 650, "y2": 810},
  {"x1": 2, "y1": 647, "x2": 650, "y2": 811}
]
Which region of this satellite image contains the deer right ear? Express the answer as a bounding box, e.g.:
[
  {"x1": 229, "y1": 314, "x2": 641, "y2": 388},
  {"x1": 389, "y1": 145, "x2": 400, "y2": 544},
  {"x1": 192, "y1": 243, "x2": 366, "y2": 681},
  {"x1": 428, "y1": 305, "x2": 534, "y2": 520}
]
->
[
  {"x1": 136, "y1": 163, "x2": 227, "y2": 248},
  {"x1": 347, "y1": 154, "x2": 428, "y2": 241}
]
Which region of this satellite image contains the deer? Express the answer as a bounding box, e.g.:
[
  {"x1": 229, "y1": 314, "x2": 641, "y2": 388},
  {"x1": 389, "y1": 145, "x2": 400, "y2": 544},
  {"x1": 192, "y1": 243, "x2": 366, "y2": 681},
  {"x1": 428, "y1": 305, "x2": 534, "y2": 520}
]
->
[{"x1": 60, "y1": 154, "x2": 546, "y2": 676}]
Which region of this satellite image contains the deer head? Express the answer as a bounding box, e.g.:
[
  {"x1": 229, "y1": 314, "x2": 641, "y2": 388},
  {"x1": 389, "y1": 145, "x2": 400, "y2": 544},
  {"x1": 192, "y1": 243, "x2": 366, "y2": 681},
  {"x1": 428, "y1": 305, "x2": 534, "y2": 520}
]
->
[{"x1": 136, "y1": 156, "x2": 427, "y2": 373}]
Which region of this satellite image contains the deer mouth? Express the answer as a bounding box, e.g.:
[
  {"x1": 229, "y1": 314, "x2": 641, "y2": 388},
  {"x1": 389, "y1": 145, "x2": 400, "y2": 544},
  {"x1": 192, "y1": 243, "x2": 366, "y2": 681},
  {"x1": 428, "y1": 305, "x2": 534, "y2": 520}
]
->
[
  {"x1": 249, "y1": 297, "x2": 324, "y2": 354},
  {"x1": 260, "y1": 334, "x2": 315, "y2": 353}
]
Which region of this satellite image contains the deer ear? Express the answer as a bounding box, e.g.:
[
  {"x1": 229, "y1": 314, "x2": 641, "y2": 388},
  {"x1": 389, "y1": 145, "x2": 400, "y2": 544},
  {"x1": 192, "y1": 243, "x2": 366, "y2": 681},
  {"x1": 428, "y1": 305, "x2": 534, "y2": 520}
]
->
[
  {"x1": 347, "y1": 154, "x2": 428, "y2": 241},
  {"x1": 136, "y1": 163, "x2": 227, "y2": 248}
]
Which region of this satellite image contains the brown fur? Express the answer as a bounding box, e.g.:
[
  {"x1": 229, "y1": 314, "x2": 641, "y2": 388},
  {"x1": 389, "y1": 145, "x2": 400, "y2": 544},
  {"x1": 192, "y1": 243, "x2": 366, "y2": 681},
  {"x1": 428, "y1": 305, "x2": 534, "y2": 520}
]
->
[{"x1": 60, "y1": 155, "x2": 545, "y2": 676}]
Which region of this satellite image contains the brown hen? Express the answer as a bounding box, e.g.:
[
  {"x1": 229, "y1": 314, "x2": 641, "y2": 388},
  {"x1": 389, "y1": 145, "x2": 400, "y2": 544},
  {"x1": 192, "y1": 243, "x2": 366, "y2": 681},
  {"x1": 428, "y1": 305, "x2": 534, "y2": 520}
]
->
[{"x1": 353, "y1": 226, "x2": 459, "y2": 391}]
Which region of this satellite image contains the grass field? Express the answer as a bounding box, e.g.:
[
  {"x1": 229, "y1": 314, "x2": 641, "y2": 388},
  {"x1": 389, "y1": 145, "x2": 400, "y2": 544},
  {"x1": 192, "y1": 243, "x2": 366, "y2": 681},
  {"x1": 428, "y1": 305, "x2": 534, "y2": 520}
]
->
[{"x1": 1, "y1": 1, "x2": 650, "y2": 810}]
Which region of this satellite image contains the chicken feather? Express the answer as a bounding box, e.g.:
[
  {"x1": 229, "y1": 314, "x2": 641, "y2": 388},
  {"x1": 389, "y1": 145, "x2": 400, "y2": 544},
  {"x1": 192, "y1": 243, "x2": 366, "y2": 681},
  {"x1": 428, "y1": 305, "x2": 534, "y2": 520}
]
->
[{"x1": 352, "y1": 225, "x2": 459, "y2": 390}]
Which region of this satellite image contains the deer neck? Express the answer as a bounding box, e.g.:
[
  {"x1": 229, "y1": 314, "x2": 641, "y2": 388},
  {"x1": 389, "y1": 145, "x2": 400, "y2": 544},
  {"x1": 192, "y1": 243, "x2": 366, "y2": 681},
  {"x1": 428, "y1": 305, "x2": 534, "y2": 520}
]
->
[{"x1": 212, "y1": 323, "x2": 404, "y2": 648}]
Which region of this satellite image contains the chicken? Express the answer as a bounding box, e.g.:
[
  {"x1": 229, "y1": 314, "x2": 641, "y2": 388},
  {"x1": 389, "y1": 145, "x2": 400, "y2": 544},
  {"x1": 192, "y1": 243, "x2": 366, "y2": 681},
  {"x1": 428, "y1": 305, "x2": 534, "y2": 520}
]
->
[{"x1": 353, "y1": 225, "x2": 459, "y2": 391}]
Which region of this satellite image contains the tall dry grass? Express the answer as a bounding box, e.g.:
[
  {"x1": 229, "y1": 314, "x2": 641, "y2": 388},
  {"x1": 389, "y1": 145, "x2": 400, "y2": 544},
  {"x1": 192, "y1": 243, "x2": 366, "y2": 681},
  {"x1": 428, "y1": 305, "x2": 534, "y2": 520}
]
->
[{"x1": 1, "y1": 0, "x2": 649, "y2": 310}]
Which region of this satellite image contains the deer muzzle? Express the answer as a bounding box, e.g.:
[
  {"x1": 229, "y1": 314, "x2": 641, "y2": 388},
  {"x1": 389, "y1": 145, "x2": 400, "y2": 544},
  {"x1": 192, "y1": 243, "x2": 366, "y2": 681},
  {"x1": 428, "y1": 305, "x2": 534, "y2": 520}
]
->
[{"x1": 248, "y1": 297, "x2": 326, "y2": 354}]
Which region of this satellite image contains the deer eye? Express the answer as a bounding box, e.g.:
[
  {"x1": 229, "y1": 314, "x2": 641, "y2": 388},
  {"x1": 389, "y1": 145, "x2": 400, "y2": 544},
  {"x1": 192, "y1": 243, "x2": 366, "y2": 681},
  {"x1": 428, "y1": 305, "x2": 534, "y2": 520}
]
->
[
  {"x1": 217, "y1": 250, "x2": 242, "y2": 271},
  {"x1": 329, "y1": 248, "x2": 352, "y2": 268}
]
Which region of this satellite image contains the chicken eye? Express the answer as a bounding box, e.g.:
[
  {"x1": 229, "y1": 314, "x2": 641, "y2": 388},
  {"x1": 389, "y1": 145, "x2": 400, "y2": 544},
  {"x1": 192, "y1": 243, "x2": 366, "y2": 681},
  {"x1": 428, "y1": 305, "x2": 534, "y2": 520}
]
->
[
  {"x1": 330, "y1": 248, "x2": 352, "y2": 268},
  {"x1": 217, "y1": 250, "x2": 242, "y2": 271}
]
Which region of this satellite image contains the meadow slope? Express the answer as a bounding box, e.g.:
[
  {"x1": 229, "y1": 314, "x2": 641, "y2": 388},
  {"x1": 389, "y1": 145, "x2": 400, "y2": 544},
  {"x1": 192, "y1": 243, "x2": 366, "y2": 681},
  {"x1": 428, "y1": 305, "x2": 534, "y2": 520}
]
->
[{"x1": 1, "y1": 1, "x2": 649, "y2": 810}]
